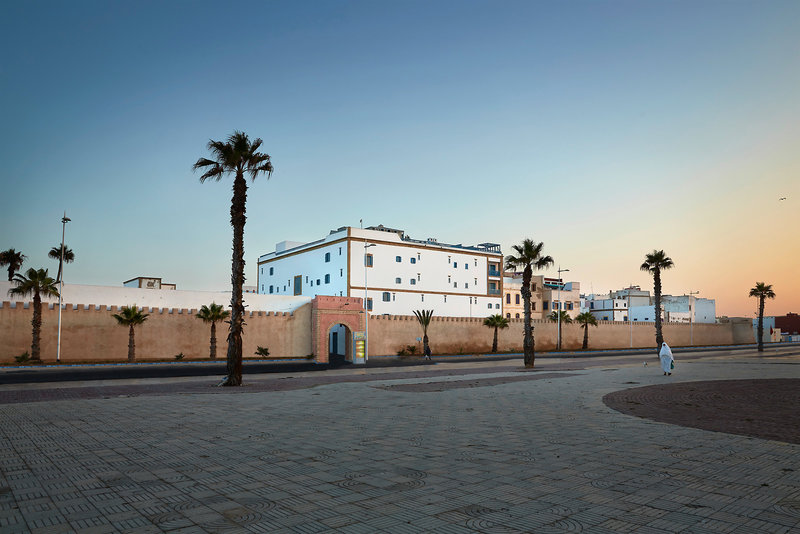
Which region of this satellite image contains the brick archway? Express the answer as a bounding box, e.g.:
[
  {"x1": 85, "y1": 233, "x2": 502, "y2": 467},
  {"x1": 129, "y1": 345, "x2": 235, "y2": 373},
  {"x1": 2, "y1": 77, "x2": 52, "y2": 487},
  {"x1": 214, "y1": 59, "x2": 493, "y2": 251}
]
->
[{"x1": 311, "y1": 296, "x2": 365, "y2": 363}]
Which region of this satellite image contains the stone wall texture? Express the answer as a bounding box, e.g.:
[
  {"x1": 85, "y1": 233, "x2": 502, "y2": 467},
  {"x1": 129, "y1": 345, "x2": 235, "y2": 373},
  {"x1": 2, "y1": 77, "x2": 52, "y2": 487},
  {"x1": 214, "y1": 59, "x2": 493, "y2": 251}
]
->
[{"x1": 1, "y1": 300, "x2": 754, "y2": 363}]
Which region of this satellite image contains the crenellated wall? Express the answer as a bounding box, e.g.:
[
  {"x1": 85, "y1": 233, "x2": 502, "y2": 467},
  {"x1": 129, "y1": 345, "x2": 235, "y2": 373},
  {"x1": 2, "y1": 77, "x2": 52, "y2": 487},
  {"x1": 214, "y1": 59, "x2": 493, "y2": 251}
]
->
[
  {"x1": 0, "y1": 301, "x2": 312, "y2": 362},
  {"x1": 1, "y1": 299, "x2": 754, "y2": 363}
]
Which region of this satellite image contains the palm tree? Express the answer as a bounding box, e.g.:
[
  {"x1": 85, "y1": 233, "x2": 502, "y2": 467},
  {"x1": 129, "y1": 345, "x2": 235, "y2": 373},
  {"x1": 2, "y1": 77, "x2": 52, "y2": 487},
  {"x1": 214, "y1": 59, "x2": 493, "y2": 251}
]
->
[
  {"x1": 640, "y1": 249, "x2": 674, "y2": 351},
  {"x1": 196, "y1": 303, "x2": 230, "y2": 360},
  {"x1": 194, "y1": 131, "x2": 273, "y2": 386},
  {"x1": 0, "y1": 249, "x2": 26, "y2": 282},
  {"x1": 483, "y1": 314, "x2": 509, "y2": 353},
  {"x1": 8, "y1": 268, "x2": 59, "y2": 361},
  {"x1": 112, "y1": 305, "x2": 149, "y2": 362},
  {"x1": 505, "y1": 239, "x2": 554, "y2": 368},
  {"x1": 575, "y1": 312, "x2": 598, "y2": 350},
  {"x1": 48, "y1": 245, "x2": 75, "y2": 283},
  {"x1": 548, "y1": 310, "x2": 573, "y2": 350},
  {"x1": 749, "y1": 282, "x2": 776, "y2": 352},
  {"x1": 413, "y1": 310, "x2": 434, "y2": 356}
]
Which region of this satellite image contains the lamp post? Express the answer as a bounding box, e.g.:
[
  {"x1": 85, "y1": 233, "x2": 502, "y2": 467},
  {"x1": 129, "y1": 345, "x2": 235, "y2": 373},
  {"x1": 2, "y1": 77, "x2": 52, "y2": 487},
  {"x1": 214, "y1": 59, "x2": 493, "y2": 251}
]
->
[
  {"x1": 364, "y1": 241, "x2": 375, "y2": 363},
  {"x1": 557, "y1": 266, "x2": 569, "y2": 351},
  {"x1": 687, "y1": 290, "x2": 699, "y2": 346},
  {"x1": 57, "y1": 212, "x2": 71, "y2": 363},
  {"x1": 627, "y1": 289, "x2": 632, "y2": 348}
]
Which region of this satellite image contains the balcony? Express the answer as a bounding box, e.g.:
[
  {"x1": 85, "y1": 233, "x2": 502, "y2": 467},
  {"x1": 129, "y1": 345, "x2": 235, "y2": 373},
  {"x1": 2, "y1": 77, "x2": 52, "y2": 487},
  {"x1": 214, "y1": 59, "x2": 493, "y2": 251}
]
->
[
  {"x1": 488, "y1": 289, "x2": 501, "y2": 296},
  {"x1": 488, "y1": 268, "x2": 501, "y2": 277}
]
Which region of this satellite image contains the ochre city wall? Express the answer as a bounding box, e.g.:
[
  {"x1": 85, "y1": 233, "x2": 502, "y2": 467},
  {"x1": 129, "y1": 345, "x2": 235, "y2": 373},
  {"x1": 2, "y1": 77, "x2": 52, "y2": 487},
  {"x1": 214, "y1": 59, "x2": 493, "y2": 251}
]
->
[
  {"x1": 0, "y1": 301, "x2": 312, "y2": 362},
  {"x1": 1, "y1": 299, "x2": 753, "y2": 363}
]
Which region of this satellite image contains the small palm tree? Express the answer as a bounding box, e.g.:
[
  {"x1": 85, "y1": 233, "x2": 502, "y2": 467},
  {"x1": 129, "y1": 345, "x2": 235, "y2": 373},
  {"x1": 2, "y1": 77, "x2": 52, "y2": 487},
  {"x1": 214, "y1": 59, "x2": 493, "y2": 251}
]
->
[
  {"x1": 113, "y1": 305, "x2": 149, "y2": 362},
  {"x1": 640, "y1": 250, "x2": 674, "y2": 351},
  {"x1": 413, "y1": 310, "x2": 434, "y2": 356},
  {"x1": 8, "y1": 268, "x2": 59, "y2": 361},
  {"x1": 575, "y1": 312, "x2": 598, "y2": 350},
  {"x1": 505, "y1": 239, "x2": 554, "y2": 368},
  {"x1": 749, "y1": 282, "x2": 776, "y2": 352},
  {"x1": 0, "y1": 249, "x2": 26, "y2": 282},
  {"x1": 48, "y1": 245, "x2": 75, "y2": 283},
  {"x1": 194, "y1": 131, "x2": 273, "y2": 386},
  {"x1": 483, "y1": 314, "x2": 509, "y2": 353},
  {"x1": 548, "y1": 310, "x2": 573, "y2": 350},
  {"x1": 196, "y1": 303, "x2": 230, "y2": 360}
]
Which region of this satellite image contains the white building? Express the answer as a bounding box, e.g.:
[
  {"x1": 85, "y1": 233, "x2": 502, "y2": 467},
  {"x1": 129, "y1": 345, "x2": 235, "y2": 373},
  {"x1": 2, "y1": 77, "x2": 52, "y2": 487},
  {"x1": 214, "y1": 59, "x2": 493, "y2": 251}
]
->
[
  {"x1": 256, "y1": 225, "x2": 504, "y2": 317},
  {"x1": 585, "y1": 286, "x2": 716, "y2": 324}
]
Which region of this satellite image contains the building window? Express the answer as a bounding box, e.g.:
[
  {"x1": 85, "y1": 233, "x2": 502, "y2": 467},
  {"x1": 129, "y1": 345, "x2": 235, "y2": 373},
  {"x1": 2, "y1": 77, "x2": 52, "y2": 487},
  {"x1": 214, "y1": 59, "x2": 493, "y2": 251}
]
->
[
  {"x1": 567, "y1": 302, "x2": 573, "y2": 310},
  {"x1": 417, "y1": 253, "x2": 421, "y2": 261},
  {"x1": 293, "y1": 275, "x2": 302, "y2": 296},
  {"x1": 417, "y1": 273, "x2": 421, "y2": 281},
  {"x1": 474, "y1": 259, "x2": 478, "y2": 267},
  {"x1": 392, "y1": 293, "x2": 396, "y2": 301},
  {"x1": 339, "y1": 291, "x2": 342, "y2": 296},
  {"x1": 554, "y1": 302, "x2": 560, "y2": 310},
  {"x1": 316, "y1": 279, "x2": 321, "y2": 285},
  {"x1": 340, "y1": 268, "x2": 343, "y2": 277},
  {"x1": 590, "y1": 302, "x2": 594, "y2": 309},
  {"x1": 366, "y1": 298, "x2": 373, "y2": 311},
  {"x1": 532, "y1": 302, "x2": 536, "y2": 310},
  {"x1": 421, "y1": 294, "x2": 425, "y2": 302},
  {"x1": 487, "y1": 303, "x2": 492, "y2": 309},
  {"x1": 454, "y1": 282, "x2": 457, "y2": 288},
  {"x1": 325, "y1": 252, "x2": 331, "y2": 263},
  {"x1": 306, "y1": 276, "x2": 309, "y2": 283},
  {"x1": 269, "y1": 285, "x2": 273, "y2": 294},
  {"x1": 543, "y1": 301, "x2": 549, "y2": 310},
  {"x1": 339, "y1": 247, "x2": 342, "y2": 255},
  {"x1": 410, "y1": 257, "x2": 416, "y2": 264},
  {"x1": 506, "y1": 313, "x2": 511, "y2": 319},
  {"x1": 515, "y1": 313, "x2": 520, "y2": 318},
  {"x1": 454, "y1": 262, "x2": 458, "y2": 268},
  {"x1": 506, "y1": 294, "x2": 511, "y2": 304},
  {"x1": 532, "y1": 283, "x2": 537, "y2": 291},
  {"x1": 382, "y1": 292, "x2": 391, "y2": 302},
  {"x1": 448, "y1": 275, "x2": 451, "y2": 283},
  {"x1": 515, "y1": 294, "x2": 520, "y2": 305},
  {"x1": 496, "y1": 303, "x2": 500, "y2": 309},
  {"x1": 465, "y1": 263, "x2": 468, "y2": 270},
  {"x1": 310, "y1": 280, "x2": 314, "y2": 286},
  {"x1": 324, "y1": 274, "x2": 330, "y2": 284},
  {"x1": 269, "y1": 267, "x2": 274, "y2": 275},
  {"x1": 396, "y1": 256, "x2": 402, "y2": 263},
  {"x1": 448, "y1": 256, "x2": 451, "y2": 264},
  {"x1": 474, "y1": 278, "x2": 477, "y2": 285},
  {"x1": 365, "y1": 254, "x2": 373, "y2": 267},
  {"x1": 465, "y1": 283, "x2": 468, "y2": 288},
  {"x1": 396, "y1": 277, "x2": 402, "y2": 284},
  {"x1": 444, "y1": 295, "x2": 447, "y2": 302},
  {"x1": 410, "y1": 279, "x2": 416, "y2": 285}
]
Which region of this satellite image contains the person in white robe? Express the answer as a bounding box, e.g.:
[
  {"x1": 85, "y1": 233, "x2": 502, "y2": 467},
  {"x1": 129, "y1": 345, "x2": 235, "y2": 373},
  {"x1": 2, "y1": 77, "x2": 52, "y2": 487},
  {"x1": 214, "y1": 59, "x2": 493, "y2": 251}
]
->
[{"x1": 659, "y1": 342, "x2": 674, "y2": 375}]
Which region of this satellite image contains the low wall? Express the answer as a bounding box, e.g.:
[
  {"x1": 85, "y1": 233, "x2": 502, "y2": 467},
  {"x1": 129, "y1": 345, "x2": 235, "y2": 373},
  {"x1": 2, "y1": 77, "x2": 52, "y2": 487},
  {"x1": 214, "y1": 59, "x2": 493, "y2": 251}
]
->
[
  {"x1": 1, "y1": 299, "x2": 754, "y2": 363},
  {"x1": 0, "y1": 301, "x2": 312, "y2": 362},
  {"x1": 368, "y1": 315, "x2": 755, "y2": 355}
]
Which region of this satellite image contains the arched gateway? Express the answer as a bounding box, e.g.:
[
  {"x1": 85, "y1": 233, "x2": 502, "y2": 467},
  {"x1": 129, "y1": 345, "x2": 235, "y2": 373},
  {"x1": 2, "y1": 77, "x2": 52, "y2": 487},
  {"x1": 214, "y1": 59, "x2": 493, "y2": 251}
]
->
[{"x1": 311, "y1": 296, "x2": 366, "y2": 364}]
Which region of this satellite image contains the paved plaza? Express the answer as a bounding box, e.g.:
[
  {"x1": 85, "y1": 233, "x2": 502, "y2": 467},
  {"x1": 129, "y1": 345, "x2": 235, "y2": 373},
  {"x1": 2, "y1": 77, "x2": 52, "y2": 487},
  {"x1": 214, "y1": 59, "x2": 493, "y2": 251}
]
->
[{"x1": 1, "y1": 349, "x2": 799, "y2": 533}]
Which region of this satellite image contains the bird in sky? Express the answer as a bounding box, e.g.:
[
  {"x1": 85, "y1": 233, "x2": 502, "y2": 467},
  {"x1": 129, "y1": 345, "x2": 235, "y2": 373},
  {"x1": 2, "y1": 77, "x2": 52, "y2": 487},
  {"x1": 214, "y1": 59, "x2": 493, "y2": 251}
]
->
[{"x1": 779, "y1": 197, "x2": 787, "y2": 201}]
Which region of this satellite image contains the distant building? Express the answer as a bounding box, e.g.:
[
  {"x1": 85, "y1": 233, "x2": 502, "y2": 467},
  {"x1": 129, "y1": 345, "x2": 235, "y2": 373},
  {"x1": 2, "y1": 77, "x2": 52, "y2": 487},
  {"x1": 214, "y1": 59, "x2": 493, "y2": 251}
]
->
[
  {"x1": 775, "y1": 313, "x2": 800, "y2": 336},
  {"x1": 257, "y1": 225, "x2": 503, "y2": 317},
  {"x1": 583, "y1": 286, "x2": 715, "y2": 323},
  {"x1": 123, "y1": 277, "x2": 176, "y2": 290},
  {"x1": 502, "y1": 275, "x2": 581, "y2": 320}
]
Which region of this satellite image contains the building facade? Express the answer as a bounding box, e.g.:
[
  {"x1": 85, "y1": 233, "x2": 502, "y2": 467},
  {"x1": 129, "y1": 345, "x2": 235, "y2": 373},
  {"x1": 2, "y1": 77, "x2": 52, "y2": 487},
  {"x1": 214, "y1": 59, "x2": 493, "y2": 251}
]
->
[
  {"x1": 585, "y1": 287, "x2": 716, "y2": 324},
  {"x1": 257, "y1": 225, "x2": 504, "y2": 317},
  {"x1": 502, "y1": 275, "x2": 581, "y2": 320}
]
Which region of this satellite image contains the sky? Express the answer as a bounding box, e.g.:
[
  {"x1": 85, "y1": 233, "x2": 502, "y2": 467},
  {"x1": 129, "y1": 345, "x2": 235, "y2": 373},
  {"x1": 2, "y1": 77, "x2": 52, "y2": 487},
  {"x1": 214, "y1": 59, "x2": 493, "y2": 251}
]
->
[{"x1": 1, "y1": 0, "x2": 797, "y2": 318}]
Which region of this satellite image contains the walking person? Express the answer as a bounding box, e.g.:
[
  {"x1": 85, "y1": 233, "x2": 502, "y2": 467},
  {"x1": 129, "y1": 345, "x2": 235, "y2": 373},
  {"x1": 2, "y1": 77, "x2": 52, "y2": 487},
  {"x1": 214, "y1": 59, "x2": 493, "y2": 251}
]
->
[
  {"x1": 659, "y1": 342, "x2": 674, "y2": 376},
  {"x1": 424, "y1": 345, "x2": 432, "y2": 360}
]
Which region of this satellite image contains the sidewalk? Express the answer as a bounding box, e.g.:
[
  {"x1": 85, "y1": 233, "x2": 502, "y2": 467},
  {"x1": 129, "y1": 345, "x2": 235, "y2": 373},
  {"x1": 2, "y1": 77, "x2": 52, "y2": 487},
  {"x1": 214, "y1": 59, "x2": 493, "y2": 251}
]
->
[{"x1": 0, "y1": 350, "x2": 798, "y2": 533}]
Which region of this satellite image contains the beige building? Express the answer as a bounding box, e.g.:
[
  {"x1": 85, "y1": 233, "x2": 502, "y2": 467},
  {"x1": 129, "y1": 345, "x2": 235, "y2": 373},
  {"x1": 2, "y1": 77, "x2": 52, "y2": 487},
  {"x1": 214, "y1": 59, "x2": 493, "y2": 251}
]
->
[{"x1": 502, "y1": 274, "x2": 580, "y2": 320}]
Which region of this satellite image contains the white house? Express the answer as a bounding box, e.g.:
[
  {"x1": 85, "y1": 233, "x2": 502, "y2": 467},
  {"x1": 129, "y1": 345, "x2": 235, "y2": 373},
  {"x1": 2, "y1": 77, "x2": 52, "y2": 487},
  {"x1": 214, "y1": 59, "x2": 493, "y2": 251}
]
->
[{"x1": 256, "y1": 225, "x2": 504, "y2": 317}]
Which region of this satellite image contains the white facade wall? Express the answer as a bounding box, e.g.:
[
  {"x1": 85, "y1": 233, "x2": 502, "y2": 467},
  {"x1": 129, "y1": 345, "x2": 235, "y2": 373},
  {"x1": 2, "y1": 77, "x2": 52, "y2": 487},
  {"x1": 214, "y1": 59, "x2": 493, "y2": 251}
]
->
[
  {"x1": 258, "y1": 226, "x2": 503, "y2": 317},
  {"x1": 588, "y1": 298, "x2": 629, "y2": 321}
]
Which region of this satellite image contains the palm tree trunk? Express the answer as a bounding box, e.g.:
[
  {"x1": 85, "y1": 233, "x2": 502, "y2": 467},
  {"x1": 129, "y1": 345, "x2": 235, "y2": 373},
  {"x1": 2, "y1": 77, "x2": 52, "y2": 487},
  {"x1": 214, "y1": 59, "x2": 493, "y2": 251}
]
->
[
  {"x1": 521, "y1": 266, "x2": 534, "y2": 368},
  {"x1": 224, "y1": 171, "x2": 247, "y2": 386},
  {"x1": 492, "y1": 326, "x2": 498, "y2": 353},
  {"x1": 582, "y1": 324, "x2": 589, "y2": 350},
  {"x1": 31, "y1": 291, "x2": 42, "y2": 361},
  {"x1": 128, "y1": 324, "x2": 135, "y2": 362},
  {"x1": 653, "y1": 268, "x2": 663, "y2": 351},
  {"x1": 757, "y1": 297, "x2": 765, "y2": 352},
  {"x1": 422, "y1": 333, "x2": 429, "y2": 355},
  {"x1": 210, "y1": 321, "x2": 217, "y2": 360},
  {"x1": 7, "y1": 266, "x2": 14, "y2": 282}
]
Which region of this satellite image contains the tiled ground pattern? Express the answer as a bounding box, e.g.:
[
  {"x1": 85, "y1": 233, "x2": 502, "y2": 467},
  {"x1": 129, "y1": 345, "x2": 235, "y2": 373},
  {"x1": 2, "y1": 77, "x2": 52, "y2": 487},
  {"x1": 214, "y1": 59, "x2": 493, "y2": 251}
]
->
[{"x1": 0, "y1": 358, "x2": 798, "y2": 533}]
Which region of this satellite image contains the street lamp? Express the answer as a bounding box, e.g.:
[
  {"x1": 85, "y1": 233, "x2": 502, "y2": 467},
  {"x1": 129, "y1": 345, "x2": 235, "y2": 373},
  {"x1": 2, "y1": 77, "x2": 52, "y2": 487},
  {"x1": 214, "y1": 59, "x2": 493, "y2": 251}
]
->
[
  {"x1": 364, "y1": 241, "x2": 375, "y2": 363},
  {"x1": 57, "y1": 212, "x2": 71, "y2": 363},
  {"x1": 687, "y1": 290, "x2": 699, "y2": 346},
  {"x1": 557, "y1": 266, "x2": 569, "y2": 351}
]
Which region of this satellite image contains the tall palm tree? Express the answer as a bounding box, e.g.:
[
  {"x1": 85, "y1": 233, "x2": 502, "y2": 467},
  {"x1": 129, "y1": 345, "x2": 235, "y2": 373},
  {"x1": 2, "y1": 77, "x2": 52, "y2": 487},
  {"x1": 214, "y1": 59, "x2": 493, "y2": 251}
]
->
[
  {"x1": 640, "y1": 249, "x2": 674, "y2": 351},
  {"x1": 8, "y1": 268, "x2": 59, "y2": 361},
  {"x1": 749, "y1": 282, "x2": 775, "y2": 352},
  {"x1": 48, "y1": 245, "x2": 75, "y2": 283},
  {"x1": 413, "y1": 310, "x2": 434, "y2": 356},
  {"x1": 194, "y1": 131, "x2": 273, "y2": 386},
  {"x1": 196, "y1": 303, "x2": 230, "y2": 360},
  {"x1": 575, "y1": 312, "x2": 598, "y2": 350},
  {"x1": 548, "y1": 310, "x2": 573, "y2": 350},
  {"x1": 505, "y1": 239, "x2": 554, "y2": 368},
  {"x1": 0, "y1": 249, "x2": 26, "y2": 282},
  {"x1": 112, "y1": 305, "x2": 149, "y2": 362},
  {"x1": 483, "y1": 314, "x2": 509, "y2": 353}
]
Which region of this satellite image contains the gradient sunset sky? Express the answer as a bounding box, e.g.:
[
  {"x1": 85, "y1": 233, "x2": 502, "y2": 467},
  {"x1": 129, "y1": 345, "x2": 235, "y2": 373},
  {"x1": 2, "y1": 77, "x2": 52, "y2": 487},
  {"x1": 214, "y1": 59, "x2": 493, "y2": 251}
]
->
[{"x1": 1, "y1": 0, "x2": 797, "y2": 317}]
